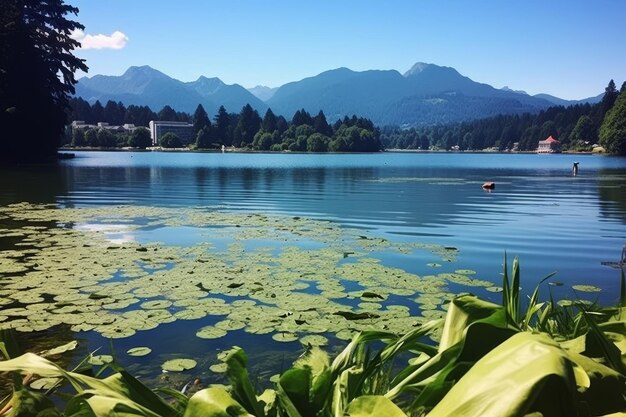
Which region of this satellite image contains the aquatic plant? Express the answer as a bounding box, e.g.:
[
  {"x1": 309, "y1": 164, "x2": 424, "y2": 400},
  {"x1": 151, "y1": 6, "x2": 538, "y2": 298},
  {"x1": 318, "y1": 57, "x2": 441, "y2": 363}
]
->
[{"x1": 0, "y1": 259, "x2": 624, "y2": 416}]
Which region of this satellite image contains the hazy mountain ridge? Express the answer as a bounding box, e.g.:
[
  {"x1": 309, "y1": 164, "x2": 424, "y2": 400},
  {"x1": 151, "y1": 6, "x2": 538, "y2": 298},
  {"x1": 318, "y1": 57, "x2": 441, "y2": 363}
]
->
[
  {"x1": 76, "y1": 66, "x2": 267, "y2": 115},
  {"x1": 75, "y1": 63, "x2": 600, "y2": 126},
  {"x1": 248, "y1": 85, "x2": 279, "y2": 101}
]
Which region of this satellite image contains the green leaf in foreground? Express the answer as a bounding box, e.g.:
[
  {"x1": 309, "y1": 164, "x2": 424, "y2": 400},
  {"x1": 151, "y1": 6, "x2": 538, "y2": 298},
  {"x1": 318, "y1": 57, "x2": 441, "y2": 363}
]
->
[
  {"x1": 345, "y1": 396, "x2": 408, "y2": 417},
  {"x1": 182, "y1": 387, "x2": 254, "y2": 417},
  {"x1": 427, "y1": 332, "x2": 579, "y2": 417}
]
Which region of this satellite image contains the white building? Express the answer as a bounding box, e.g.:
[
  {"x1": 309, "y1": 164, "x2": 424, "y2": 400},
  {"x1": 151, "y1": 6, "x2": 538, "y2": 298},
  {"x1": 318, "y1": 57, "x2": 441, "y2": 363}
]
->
[
  {"x1": 537, "y1": 136, "x2": 561, "y2": 153},
  {"x1": 149, "y1": 121, "x2": 194, "y2": 146},
  {"x1": 71, "y1": 121, "x2": 139, "y2": 133}
]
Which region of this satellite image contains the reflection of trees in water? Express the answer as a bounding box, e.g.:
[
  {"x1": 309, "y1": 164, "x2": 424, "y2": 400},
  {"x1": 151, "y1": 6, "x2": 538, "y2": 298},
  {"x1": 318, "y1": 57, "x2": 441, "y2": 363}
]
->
[
  {"x1": 0, "y1": 165, "x2": 69, "y2": 206},
  {"x1": 597, "y1": 170, "x2": 626, "y2": 224}
]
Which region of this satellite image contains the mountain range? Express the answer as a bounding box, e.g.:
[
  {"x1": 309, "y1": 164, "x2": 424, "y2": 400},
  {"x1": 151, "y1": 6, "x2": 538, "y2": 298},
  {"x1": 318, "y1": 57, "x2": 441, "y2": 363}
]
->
[{"x1": 75, "y1": 63, "x2": 602, "y2": 126}]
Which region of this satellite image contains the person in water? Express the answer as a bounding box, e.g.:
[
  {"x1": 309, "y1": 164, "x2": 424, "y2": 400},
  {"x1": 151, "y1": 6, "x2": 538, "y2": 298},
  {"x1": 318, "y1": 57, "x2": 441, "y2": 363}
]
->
[{"x1": 572, "y1": 162, "x2": 579, "y2": 176}]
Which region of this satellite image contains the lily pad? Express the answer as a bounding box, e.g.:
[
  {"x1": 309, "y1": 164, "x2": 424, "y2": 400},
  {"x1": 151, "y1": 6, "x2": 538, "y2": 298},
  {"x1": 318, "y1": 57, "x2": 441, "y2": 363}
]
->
[
  {"x1": 161, "y1": 358, "x2": 197, "y2": 372},
  {"x1": 209, "y1": 363, "x2": 228, "y2": 374},
  {"x1": 300, "y1": 334, "x2": 329, "y2": 346},
  {"x1": 572, "y1": 285, "x2": 602, "y2": 292},
  {"x1": 89, "y1": 355, "x2": 114, "y2": 366},
  {"x1": 272, "y1": 332, "x2": 299, "y2": 343},
  {"x1": 127, "y1": 347, "x2": 152, "y2": 357},
  {"x1": 196, "y1": 326, "x2": 227, "y2": 339},
  {"x1": 486, "y1": 286, "x2": 503, "y2": 293},
  {"x1": 454, "y1": 269, "x2": 476, "y2": 275},
  {"x1": 40, "y1": 341, "x2": 78, "y2": 356}
]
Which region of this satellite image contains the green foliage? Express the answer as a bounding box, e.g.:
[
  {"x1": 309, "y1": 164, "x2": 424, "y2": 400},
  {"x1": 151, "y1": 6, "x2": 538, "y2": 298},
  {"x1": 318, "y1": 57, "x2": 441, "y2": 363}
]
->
[
  {"x1": 96, "y1": 129, "x2": 116, "y2": 148},
  {"x1": 1, "y1": 0, "x2": 88, "y2": 162},
  {"x1": 159, "y1": 132, "x2": 182, "y2": 148},
  {"x1": 84, "y1": 129, "x2": 98, "y2": 147},
  {"x1": 1, "y1": 260, "x2": 625, "y2": 417},
  {"x1": 71, "y1": 129, "x2": 86, "y2": 147},
  {"x1": 379, "y1": 82, "x2": 626, "y2": 152},
  {"x1": 128, "y1": 127, "x2": 152, "y2": 149},
  {"x1": 195, "y1": 126, "x2": 213, "y2": 149},
  {"x1": 599, "y1": 89, "x2": 626, "y2": 155},
  {"x1": 193, "y1": 104, "x2": 210, "y2": 134}
]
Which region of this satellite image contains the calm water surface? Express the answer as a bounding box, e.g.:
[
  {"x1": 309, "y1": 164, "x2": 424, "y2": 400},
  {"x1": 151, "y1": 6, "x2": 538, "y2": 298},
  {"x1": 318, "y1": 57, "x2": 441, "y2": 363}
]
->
[{"x1": 1, "y1": 151, "x2": 626, "y2": 381}]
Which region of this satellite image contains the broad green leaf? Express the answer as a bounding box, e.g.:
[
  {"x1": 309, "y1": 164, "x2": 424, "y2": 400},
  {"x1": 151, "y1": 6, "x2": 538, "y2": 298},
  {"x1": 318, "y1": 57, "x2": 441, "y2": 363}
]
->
[
  {"x1": 426, "y1": 332, "x2": 578, "y2": 417},
  {"x1": 182, "y1": 387, "x2": 254, "y2": 417},
  {"x1": 76, "y1": 393, "x2": 165, "y2": 417},
  {"x1": 565, "y1": 351, "x2": 625, "y2": 415},
  {"x1": 278, "y1": 368, "x2": 311, "y2": 415},
  {"x1": 438, "y1": 295, "x2": 504, "y2": 352},
  {"x1": 345, "y1": 395, "x2": 408, "y2": 417},
  {"x1": 220, "y1": 347, "x2": 266, "y2": 417}
]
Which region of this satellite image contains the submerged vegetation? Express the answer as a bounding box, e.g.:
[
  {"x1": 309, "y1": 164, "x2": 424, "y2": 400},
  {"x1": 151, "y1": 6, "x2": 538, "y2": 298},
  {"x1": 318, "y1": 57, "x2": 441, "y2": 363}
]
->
[{"x1": 0, "y1": 259, "x2": 624, "y2": 416}]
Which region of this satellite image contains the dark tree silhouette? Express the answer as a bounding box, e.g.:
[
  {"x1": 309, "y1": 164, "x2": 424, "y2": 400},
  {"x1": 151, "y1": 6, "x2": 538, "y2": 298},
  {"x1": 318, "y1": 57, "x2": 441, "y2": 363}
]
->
[{"x1": 1, "y1": 0, "x2": 88, "y2": 162}]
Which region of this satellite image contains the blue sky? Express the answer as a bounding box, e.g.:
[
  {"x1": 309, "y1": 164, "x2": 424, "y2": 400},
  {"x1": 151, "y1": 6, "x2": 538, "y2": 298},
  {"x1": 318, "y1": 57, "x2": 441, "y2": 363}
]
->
[{"x1": 67, "y1": 0, "x2": 625, "y2": 100}]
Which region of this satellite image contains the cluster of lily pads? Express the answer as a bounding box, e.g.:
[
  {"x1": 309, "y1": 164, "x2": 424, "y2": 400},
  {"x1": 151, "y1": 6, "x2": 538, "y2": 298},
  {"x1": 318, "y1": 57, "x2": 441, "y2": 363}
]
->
[{"x1": 0, "y1": 203, "x2": 600, "y2": 348}]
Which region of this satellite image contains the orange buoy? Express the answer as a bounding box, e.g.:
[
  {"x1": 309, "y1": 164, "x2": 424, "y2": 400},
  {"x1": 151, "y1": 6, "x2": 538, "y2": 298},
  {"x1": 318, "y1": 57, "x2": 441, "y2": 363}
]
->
[{"x1": 482, "y1": 182, "x2": 495, "y2": 190}]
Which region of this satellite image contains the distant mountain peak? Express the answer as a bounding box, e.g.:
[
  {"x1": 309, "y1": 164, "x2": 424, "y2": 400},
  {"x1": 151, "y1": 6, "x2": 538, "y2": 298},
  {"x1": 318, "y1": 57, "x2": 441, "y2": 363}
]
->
[
  {"x1": 190, "y1": 76, "x2": 225, "y2": 94},
  {"x1": 501, "y1": 86, "x2": 528, "y2": 95},
  {"x1": 123, "y1": 65, "x2": 165, "y2": 77},
  {"x1": 403, "y1": 62, "x2": 432, "y2": 77},
  {"x1": 247, "y1": 85, "x2": 279, "y2": 101}
]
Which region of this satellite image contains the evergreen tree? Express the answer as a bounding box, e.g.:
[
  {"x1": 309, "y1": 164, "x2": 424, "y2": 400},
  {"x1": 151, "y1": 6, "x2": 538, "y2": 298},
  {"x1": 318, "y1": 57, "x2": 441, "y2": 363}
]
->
[
  {"x1": 313, "y1": 110, "x2": 333, "y2": 136},
  {"x1": 601, "y1": 80, "x2": 619, "y2": 114},
  {"x1": 262, "y1": 108, "x2": 278, "y2": 132},
  {"x1": 292, "y1": 109, "x2": 313, "y2": 126},
  {"x1": 569, "y1": 115, "x2": 595, "y2": 144},
  {"x1": 234, "y1": 104, "x2": 261, "y2": 147},
  {"x1": 103, "y1": 100, "x2": 124, "y2": 125},
  {"x1": 91, "y1": 101, "x2": 104, "y2": 123},
  {"x1": 599, "y1": 89, "x2": 626, "y2": 155},
  {"x1": 275, "y1": 115, "x2": 289, "y2": 134},
  {"x1": 1, "y1": 0, "x2": 88, "y2": 161},
  {"x1": 192, "y1": 104, "x2": 210, "y2": 134},
  {"x1": 158, "y1": 105, "x2": 178, "y2": 121},
  {"x1": 214, "y1": 106, "x2": 231, "y2": 145}
]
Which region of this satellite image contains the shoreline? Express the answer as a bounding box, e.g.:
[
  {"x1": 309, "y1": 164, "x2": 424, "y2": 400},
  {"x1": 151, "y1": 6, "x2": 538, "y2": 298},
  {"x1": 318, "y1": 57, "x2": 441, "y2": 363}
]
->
[{"x1": 59, "y1": 146, "x2": 600, "y2": 156}]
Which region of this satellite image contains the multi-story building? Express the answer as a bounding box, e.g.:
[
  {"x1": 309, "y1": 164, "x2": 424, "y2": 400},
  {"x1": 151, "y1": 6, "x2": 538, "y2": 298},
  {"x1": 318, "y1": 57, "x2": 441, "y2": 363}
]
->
[
  {"x1": 149, "y1": 121, "x2": 194, "y2": 146},
  {"x1": 536, "y1": 136, "x2": 561, "y2": 153},
  {"x1": 71, "y1": 121, "x2": 139, "y2": 133}
]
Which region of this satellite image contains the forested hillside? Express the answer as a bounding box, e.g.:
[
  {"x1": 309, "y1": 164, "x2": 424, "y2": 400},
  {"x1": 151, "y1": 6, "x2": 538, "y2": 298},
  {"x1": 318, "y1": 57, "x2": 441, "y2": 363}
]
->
[{"x1": 381, "y1": 80, "x2": 625, "y2": 153}]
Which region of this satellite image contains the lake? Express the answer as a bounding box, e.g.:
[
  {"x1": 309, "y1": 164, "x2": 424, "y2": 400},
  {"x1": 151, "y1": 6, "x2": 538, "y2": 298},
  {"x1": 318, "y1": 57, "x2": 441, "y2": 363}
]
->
[{"x1": 1, "y1": 151, "x2": 625, "y2": 384}]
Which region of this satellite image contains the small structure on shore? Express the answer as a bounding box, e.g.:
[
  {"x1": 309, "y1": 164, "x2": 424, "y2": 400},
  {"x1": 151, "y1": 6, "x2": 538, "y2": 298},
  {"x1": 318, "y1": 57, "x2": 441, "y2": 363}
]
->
[{"x1": 537, "y1": 136, "x2": 561, "y2": 153}]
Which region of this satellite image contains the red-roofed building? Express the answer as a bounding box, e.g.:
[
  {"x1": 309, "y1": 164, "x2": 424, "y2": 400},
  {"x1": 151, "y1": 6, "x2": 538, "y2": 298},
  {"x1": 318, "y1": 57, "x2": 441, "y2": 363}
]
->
[{"x1": 537, "y1": 136, "x2": 561, "y2": 153}]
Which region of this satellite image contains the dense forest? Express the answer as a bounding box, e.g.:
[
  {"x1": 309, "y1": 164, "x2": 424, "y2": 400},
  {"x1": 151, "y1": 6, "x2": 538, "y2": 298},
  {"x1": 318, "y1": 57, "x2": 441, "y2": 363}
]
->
[
  {"x1": 67, "y1": 97, "x2": 383, "y2": 152},
  {"x1": 381, "y1": 80, "x2": 626, "y2": 154}
]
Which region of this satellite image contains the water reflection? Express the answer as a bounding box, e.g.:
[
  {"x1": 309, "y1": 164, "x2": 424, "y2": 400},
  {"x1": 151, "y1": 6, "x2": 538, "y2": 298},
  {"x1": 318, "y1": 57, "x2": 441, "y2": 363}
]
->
[{"x1": 597, "y1": 170, "x2": 626, "y2": 224}]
